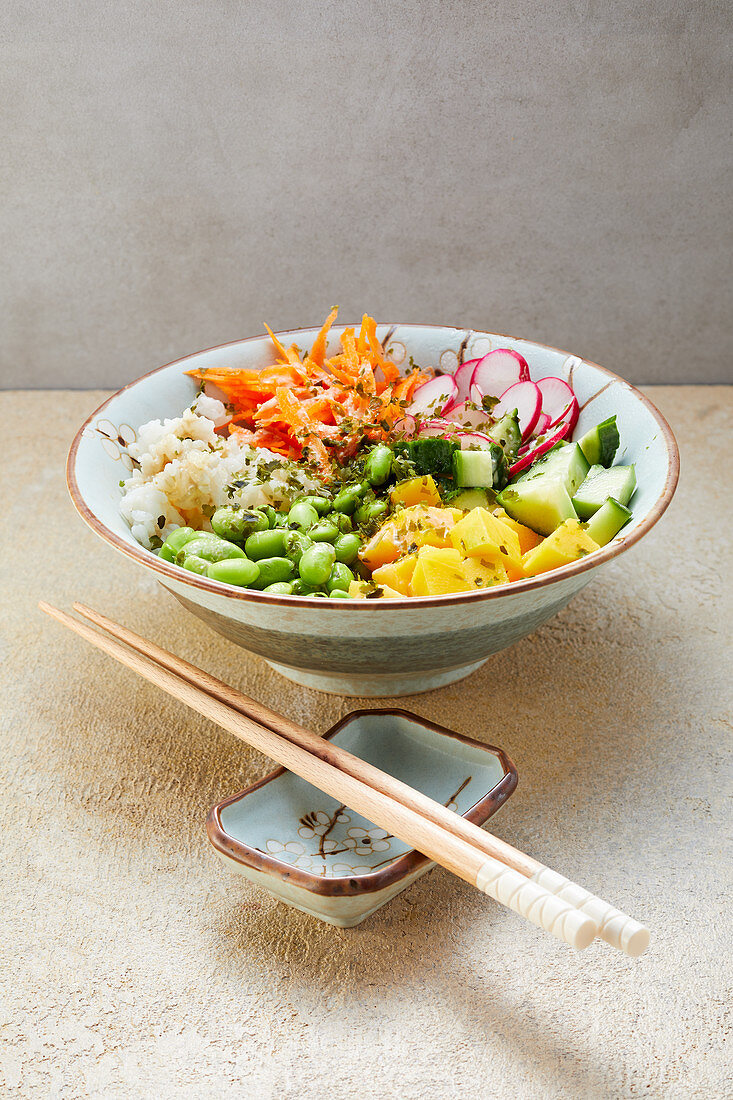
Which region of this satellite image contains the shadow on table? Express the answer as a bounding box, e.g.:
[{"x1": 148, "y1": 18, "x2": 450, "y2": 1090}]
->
[
  {"x1": 207, "y1": 872, "x2": 624, "y2": 1098},
  {"x1": 35, "y1": 588, "x2": 689, "y2": 1093}
]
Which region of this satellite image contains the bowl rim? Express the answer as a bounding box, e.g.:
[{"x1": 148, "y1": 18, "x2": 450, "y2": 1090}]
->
[
  {"x1": 67, "y1": 322, "x2": 680, "y2": 610},
  {"x1": 205, "y1": 707, "x2": 518, "y2": 896}
]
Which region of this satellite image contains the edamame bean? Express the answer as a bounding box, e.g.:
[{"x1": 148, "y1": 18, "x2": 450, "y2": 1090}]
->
[
  {"x1": 333, "y1": 533, "x2": 361, "y2": 565},
  {"x1": 298, "y1": 542, "x2": 336, "y2": 586},
  {"x1": 262, "y1": 581, "x2": 294, "y2": 595},
  {"x1": 290, "y1": 579, "x2": 321, "y2": 596},
  {"x1": 332, "y1": 481, "x2": 369, "y2": 515},
  {"x1": 328, "y1": 588, "x2": 352, "y2": 599},
  {"x1": 206, "y1": 557, "x2": 261, "y2": 587},
  {"x1": 283, "y1": 531, "x2": 313, "y2": 565},
  {"x1": 307, "y1": 520, "x2": 339, "y2": 544},
  {"x1": 159, "y1": 526, "x2": 197, "y2": 562},
  {"x1": 354, "y1": 499, "x2": 388, "y2": 526},
  {"x1": 211, "y1": 505, "x2": 268, "y2": 542},
  {"x1": 298, "y1": 495, "x2": 333, "y2": 516},
  {"x1": 244, "y1": 528, "x2": 288, "y2": 560},
  {"x1": 333, "y1": 513, "x2": 353, "y2": 534},
  {"x1": 177, "y1": 536, "x2": 245, "y2": 563},
  {"x1": 326, "y1": 562, "x2": 354, "y2": 593},
  {"x1": 250, "y1": 557, "x2": 296, "y2": 589},
  {"x1": 263, "y1": 506, "x2": 279, "y2": 528},
  {"x1": 287, "y1": 501, "x2": 320, "y2": 531},
  {"x1": 364, "y1": 443, "x2": 394, "y2": 486},
  {"x1": 353, "y1": 499, "x2": 373, "y2": 525},
  {"x1": 182, "y1": 554, "x2": 209, "y2": 575}
]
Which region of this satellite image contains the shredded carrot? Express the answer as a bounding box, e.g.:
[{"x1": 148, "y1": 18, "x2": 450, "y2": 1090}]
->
[
  {"x1": 187, "y1": 308, "x2": 434, "y2": 477},
  {"x1": 263, "y1": 324, "x2": 298, "y2": 366},
  {"x1": 307, "y1": 306, "x2": 338, "y2": 368}
]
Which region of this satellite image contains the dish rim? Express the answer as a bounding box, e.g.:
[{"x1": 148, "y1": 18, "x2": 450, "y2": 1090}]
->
[
  {"x1": 66, "y1": 322, "x2": 680, "y2": 610},
  {"x1": 206, "y1": 707, "x2": 518, "y2": 897}
]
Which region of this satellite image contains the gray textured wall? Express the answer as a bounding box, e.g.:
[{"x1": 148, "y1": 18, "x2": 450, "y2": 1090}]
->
[{"x1": 2, "y1": 1, "x2": 731, "y2": 389}]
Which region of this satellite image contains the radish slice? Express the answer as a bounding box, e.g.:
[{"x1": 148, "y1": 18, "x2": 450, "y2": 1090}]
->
[
  {"x1": 545, "y1": 395, "x2": 579, "y2": 436},
  {"x1": 393, "y1": 413, "x2": 416, "y2": 437},
  {"x1": 444, "y1": 400, "x2": 493, "y2": 429},
  {"x1": 458, "y1": 431, "x2": 496, "y2": 450},
  {"x1": 416, "y1": 417, "x2": 460, "y2": 438},
  {"x1": 507, "y1": 416, "x2": 575, "y2": 477},
  {"x1": 537, "y1": 377, "x2": 576, "y2": 426},
  {"x1": 468, "y1": 382, "x2": 486, "y2": 408},
  {"x1": 492, "y1": 381, "x2": 542, "y2": 441},
  {"x1": 416, "y1": 421, "x2": 496, "y2": 451},
  {"x1": 444, "y1": 359, "x2": 480, "y2": 411},
  {"x1": 471, "y1": 349, "x2": 530, "y2": 399},
  {"x1": 534, "y1": 411, "x2": 551, "y2": 436},
  {"x1": 443, "y1": 402, "x2": 465, "y2": 424},
  {"x1": 408, "y1": 375, "x2": 458, "y2": 417}
]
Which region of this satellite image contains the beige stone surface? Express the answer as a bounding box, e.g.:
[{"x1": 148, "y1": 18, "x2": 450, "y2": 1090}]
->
[
  {"x1": 2, "y1": 3, "x2": 733, "y2": 389},
  {"x1": 0, "y1": 386, "x2": 730, "y2": 1098}
]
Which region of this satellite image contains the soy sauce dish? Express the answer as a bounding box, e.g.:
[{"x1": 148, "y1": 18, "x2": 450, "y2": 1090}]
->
[
  {"x1": 207, "y1": 709, "x2": 517, "y2": 927},
  {"x1": 67, "y1": 319, "x2": 679, "y2": 696}
]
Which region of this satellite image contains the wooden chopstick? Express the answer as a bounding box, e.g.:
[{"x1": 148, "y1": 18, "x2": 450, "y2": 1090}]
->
[
  {"x1": 40, "y1": 601, "x2": 597, "y2": 951},
  {"x1": 71, "y1": 601, "x2": 650, "y2": 957}
]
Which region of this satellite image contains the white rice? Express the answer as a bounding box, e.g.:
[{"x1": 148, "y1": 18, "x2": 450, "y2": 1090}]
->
[{"x1": 119, "y1": 394, "x2": 322, "y2": 548}]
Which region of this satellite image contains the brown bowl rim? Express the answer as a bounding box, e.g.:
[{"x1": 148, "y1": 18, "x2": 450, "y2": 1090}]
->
[
  {"x1": 66, "y1": 322, "x2": 680, "y2": 610},
  {"x1": 205, "y1": 708, "x2": 518, "y2": 897}
]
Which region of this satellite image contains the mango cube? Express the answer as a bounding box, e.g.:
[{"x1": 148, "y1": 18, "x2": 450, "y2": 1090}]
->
[
  {"x1": 360, "y1": 524, "x2": 401, "y2": 568},
  {"x1": 375, "y1": 583, "x2": 405, "y2": 599},
  {"x1": 400, "y1": 506, "x2": 458, "y2": 549},
  {"x1": 409, "y1": 546, "x2": 472, "y2": 596},
  {"x1": 372, "y1": 555, "x2": 418, "y2": 596},
  {"x1": 409, "y1": 558, "x2": 427, "y2": 596},
  {"x1": 492, "y1": 508, "x2": 542, "y2": 554},
  {"x1": 461, "y1": 557, "x2": 509, "y2": 590},
  {"x1": 522, "y1": 520, "x2": 600, "y2": 576},
  {"x1": 348, "y1": 580, "x2": 406, "y2": 599},
  {"x1": 390, "y1": 475, "x2": 441, "y2": 509},
  {"x1": 361, "y1": 506, "x2": 455, "y2": 568},
  {"x1": 449, "y1": 508, "x2": 523, "y2": 576}
]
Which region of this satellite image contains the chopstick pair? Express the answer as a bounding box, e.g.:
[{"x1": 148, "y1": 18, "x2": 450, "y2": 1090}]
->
[{"x1": 39, "y1": 602, "x2": 649, "y2": 955}]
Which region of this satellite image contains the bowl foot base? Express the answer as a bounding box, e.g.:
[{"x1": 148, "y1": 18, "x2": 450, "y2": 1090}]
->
[{"x1": 263, "y1": 658, "x2": 488, "y2": 697}]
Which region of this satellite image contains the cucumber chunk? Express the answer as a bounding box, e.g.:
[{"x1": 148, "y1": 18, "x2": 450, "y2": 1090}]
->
[
  {"x1": 498, "y1": 441, "x2": 590, "y2": 535},
  {"x1": 517, "y1": 442, "x2": 590, "y2": 496},
  {"x1": 584, "y1": 497, "x2": 632, "y2": 546},
  {"x1": 393, "y1": 437, "x2": 459, "y2": 478},
  {"x1": 572, "y1": 464, "x2": 636, "y2": 519},
  {"x1": 452, "y1": 445, "x2": 504, "y2": 489},
  {"x1": 485, "y1": 411, "x2": 521, "y2": 463},
  {"x1": 577, "y1": 416, "x2": 620, "y2": 467},
  {"x1": 496, "y1": 479, "x2": 576, "y2": 536}
]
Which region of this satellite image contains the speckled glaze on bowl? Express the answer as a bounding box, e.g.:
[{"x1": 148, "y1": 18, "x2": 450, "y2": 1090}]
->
[
  {"x1": 67, "y1": 324, "x2": 679, "y2": 696},
  {"x1": 207, "y1": 709, "x2": 517, "y2": 927}
]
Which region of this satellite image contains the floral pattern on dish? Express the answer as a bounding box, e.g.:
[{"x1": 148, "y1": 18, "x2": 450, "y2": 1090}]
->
[{"x1": 258, "y1": 779, "x2": 471, "y2": 876}]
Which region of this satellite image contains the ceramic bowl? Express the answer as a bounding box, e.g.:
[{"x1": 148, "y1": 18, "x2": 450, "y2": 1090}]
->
[
  {"x1": 206, "y1": 709, "x2": 517, "y2": 927},
  {"x1": 67, "y1": 323, "x2": 679, "y2": 696}
]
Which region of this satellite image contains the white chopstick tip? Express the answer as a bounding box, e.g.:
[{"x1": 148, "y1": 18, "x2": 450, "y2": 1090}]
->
[
  {"x1": 623, "y1": 926, "x2": 650, "y2": 958},
  {"x1": 574, "y1": 916, "x2": 598, "y2": 952},
  {"x1": 476, "y1": 860, "x2": 598, "y2": 950},
  {"x1": 530, "y1": 866, "x2": 649, "y2": 957}
]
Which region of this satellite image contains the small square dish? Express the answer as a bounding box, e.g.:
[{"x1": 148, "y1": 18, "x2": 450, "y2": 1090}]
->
[{"x1": 207, "y1": 709, "x2": 517, "y2": 927}]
